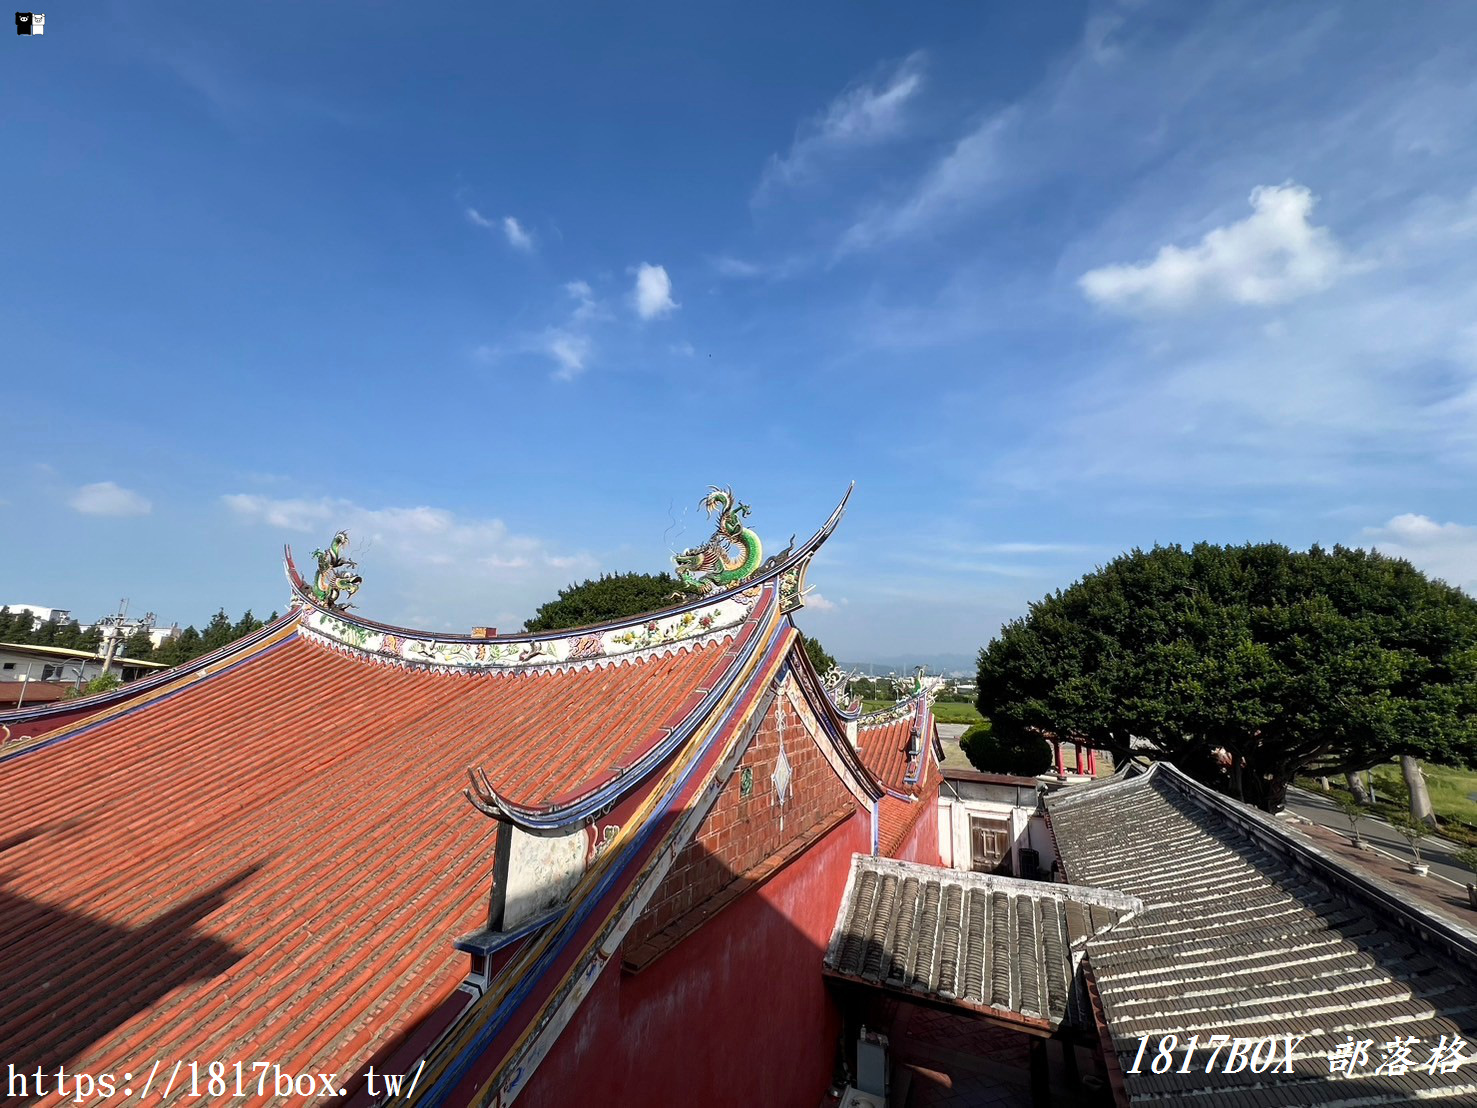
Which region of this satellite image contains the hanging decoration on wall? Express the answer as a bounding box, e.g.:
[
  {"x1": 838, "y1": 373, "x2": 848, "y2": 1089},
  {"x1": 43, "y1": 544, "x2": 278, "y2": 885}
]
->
[
  {"x1": 674, "y1": 486, "x2": 764, "y2": 595},
  {"x1": 771, "y1": 683, "x2": 794, "y2": 829}
]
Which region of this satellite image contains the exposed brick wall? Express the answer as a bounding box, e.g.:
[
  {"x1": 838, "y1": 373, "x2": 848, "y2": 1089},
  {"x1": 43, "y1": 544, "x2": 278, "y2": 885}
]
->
[{"x1": 626, "y1": 676, "x2": 862, "y2": 959}]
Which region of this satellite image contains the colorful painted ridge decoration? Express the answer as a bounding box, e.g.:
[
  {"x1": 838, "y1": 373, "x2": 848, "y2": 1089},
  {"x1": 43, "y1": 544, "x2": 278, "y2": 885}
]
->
[{"x1": 298, "y1": 586, "x2": 763, "y2": 671}]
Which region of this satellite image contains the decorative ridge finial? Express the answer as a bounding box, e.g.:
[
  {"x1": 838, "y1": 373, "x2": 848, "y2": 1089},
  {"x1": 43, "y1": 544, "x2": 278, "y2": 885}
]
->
[
  {"x1": 673, "y1": 485, "x2": 765, "y2": 595},
  {"x1": 310, "y1": 530, "x2": 362, "y2": 610}
]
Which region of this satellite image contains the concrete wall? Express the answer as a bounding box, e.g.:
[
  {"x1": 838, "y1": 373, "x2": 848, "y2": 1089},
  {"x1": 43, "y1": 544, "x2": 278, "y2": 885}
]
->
[{"x1": 938, "y1": 797, "x2": 1056, "y2": 876}]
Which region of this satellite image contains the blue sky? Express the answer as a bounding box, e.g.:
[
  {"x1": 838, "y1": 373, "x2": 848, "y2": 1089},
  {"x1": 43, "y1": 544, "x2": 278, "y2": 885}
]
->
[{"x1": 7, "y1": 1, "x2": 1477, "y2": 662}]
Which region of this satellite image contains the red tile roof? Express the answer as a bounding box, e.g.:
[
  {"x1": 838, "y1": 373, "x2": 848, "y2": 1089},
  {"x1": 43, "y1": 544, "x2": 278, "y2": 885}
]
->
[
  {"x1": 856, "y1": 707, "x2": 935, "y2": 798},
  {"x1": 0, "y1": 620, "x2": 743, "y2": 1096},
  {"x1": 857, "y1": 699, "x2": 940, "y2": 857}
]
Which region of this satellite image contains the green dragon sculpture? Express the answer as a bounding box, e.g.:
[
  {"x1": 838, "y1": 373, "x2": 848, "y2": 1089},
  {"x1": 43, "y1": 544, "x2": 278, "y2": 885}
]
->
[
  {"x1": 674, "y1": 486, "x2": 764, "y2": 594},
  {"x1": 311, "y1": 530, "x2": 362, "y2": 610}
]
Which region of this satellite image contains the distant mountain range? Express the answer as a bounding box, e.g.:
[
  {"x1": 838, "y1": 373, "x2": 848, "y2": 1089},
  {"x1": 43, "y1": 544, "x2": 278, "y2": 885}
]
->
[{"x1": 838, "y1": 653, "x2": 977, "y2": 678}]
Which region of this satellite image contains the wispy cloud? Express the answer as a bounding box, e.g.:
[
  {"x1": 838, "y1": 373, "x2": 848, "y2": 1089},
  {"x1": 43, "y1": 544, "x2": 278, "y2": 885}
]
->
[
  {"x1": 757, "y1": 51, "x2": 927, "y2": 202},
  {"x1": 969, "y1": 541, "x2": 1097, "y2": 555},
  {"x1": 466, "y1": 207, "x2": 536, "y2": 252},
  {"x1": 545, "y1": 332, "x2": 591, "y2": 380},
  {"x1": 708, "y1": 253, "x2": 808, "y2": 282},
  {"x1": 1361, "y1": 513, "x2": 1477, "y2": 593},
  {"x1": 842, "y1": 108, "x2": 1014, "y2": 250},
  {"x1": 502, "y1": 215, "x2": 535, "y2": 252},
  {"x1": 222, "y1": 493, "x2": 601, "y2": 630},
  {"x1": 632, "y1": 263, "x2": 678, "y2": 320},
  {"x1": 69, "y1": 481, "x2": 152, "y2": 518},
  {"x1": 711, "y1": 255, "x2": 764, "y2": 279},
  {"x1": 1079, "y1": 184, "x2": 1350, "y2": 313}
]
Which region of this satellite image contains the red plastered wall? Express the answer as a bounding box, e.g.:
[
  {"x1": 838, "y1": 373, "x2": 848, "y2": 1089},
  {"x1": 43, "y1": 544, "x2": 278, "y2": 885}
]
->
[{"x1": 515, "y1": 810, "x2": 868, "y2": 1108}]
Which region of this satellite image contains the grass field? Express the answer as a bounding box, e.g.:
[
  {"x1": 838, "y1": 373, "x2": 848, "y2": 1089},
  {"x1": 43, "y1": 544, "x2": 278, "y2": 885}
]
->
[
  {"x1": 860, "y1": 699, "x2": 983, "y2": 724},
  {"x1": 1300, "y1": 760, "x2": 1477, "y2": 848},
  {"x1": 1368, "y1": 761, "x2": 1477, "y2": 826},
  {"x1": 931, "y1": 702, "x2": 984, "y2": 724}
]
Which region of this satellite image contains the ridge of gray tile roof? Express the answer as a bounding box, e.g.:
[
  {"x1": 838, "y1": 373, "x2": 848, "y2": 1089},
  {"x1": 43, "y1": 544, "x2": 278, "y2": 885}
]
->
[
  {"x1": 1047, "y1": 762, "x2": 1477, "y2": 1106},
  {"x1": 823, "y1": 853, "x2": 1142, "y2": 1032}
]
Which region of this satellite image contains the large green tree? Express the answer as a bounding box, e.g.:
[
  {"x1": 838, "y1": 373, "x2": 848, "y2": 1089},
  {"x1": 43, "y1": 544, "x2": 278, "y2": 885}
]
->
[
  {"x1": 523, "y1": 572, "x2": 687, "y2": 632},
  {"x1": 976, "y1": 543, "x2": 1477, "y2": 812},
  {"x1": 803, "y1": 635, "x2": 836, "y2": 675}
]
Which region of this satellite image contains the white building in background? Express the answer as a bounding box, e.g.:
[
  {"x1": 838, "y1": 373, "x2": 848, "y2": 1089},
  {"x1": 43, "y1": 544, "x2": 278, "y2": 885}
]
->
[
  {"x1": 937, "y1": 767, "x2": 1060, "y2": 880},
  {"x1": 2, "y1": 602, "x2": 181, "y2": 650},
  {"x1": 0, "y1": 642, "x2": 166, "y2": 685},
  {"x1": 3, "y1": 604, "x2": 73, "y2": 624},
  {"x1": 88, "y1": 616, "x2": 180, "y2": 650}
]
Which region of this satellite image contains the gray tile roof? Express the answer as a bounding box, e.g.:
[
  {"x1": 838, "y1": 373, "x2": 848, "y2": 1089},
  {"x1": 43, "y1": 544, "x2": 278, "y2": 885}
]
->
[
  {"x1": 823, "y1": 854, "x2": 1141, "y2": 1031},
  {"x1": 1048, "y1": 763, "x2": 1477, "y2": 1106}
]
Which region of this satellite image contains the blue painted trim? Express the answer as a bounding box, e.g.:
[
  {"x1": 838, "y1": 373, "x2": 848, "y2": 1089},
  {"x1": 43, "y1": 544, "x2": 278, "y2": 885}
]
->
[
  {"x1": 416, "y1": 603, "x2": 795, "y2": 1108},
  {"x1": 484, "y1": 592, "x2": 777, "y2": 833}
]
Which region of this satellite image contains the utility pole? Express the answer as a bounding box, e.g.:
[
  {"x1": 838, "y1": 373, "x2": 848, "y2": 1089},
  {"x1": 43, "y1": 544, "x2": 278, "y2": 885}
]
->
[{"x1": 97, "y1": 598, "x2": 129, "y2": 680}]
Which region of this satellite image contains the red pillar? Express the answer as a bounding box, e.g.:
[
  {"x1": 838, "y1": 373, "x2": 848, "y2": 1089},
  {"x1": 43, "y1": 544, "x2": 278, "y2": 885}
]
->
[
  {"x1": 1074, "y1": 743, "x2": 1083, "y2": 775},
  {"x1": 1086, "y1": 746, "x2": 1097, "y2": 775}
]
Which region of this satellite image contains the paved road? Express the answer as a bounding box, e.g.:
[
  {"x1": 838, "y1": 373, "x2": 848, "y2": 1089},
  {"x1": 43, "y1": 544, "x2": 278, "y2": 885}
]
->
[
  {"x1": 936, "y1": 723, "x2": 971, "y2": 770},
  {"x1": 1284, "y1": 785, "x2": 1475, "y2": 890}
]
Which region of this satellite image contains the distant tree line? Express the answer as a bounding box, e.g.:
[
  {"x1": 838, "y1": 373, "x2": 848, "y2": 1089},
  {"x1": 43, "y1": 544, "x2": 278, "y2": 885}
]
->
[
  {"x1": 523, "y1": 572, "x2": 838, "y2": 677},
  {"x1": 150, "y1": 610, "x2": 278, "y2": 667},
  {"x1": 0, "y1": 606, "x2": 276, "y2": 670},
  {"x1": 0, "y1": 608, "x2": 103, "y2": 654}
]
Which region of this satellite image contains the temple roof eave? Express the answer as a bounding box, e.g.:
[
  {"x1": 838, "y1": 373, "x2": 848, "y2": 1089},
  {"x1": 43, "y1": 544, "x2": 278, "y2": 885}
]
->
[{"x1": 280, "y1": 484, "x2": 852, "y2": 663}]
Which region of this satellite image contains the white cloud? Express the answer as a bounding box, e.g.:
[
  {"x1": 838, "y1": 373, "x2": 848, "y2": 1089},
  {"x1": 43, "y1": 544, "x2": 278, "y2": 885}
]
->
[
  {"x1": 70, "y1": 481, "x2": 152, "y2": 517},
  {"x1": 805, "y1": 591, "x2": 838, "y2": 612},
  {"x1": 545, "y1": 331, "x2": 591, "y2": 380},
  {"x1": 466, "y1": 207, "x2": 536, "y2": 253},
  {"x1": 564, "y1": 280, "x2": 602, "y2": 324},
  {"x1": 502, "y1": 216, "x2": 534, "y2": 252},
  {"x1": 1079, "y1": 184, "x2": 1351, "y2": 313},
  {"x1": 757, "y1": 51, "x2": 926, "y2": 201},
  {"x1": 530, "y1": 280, "x2": 609, "y2": 380},
  {"x1": 1361, "y1": 513, "x2": 1477, "y2": 593},
  {"x1": 632, "y1": 263, "x2": 678, "y2": 320},
  {"x1": 843, "y1": 108, "x2": 1015, "y2": 250},
  {"x1": 669, "y1": 340, "x2": 696, "y2": 357},
  {"x1": 222, "y1": 493, "x2": 602, "y2": 630}
]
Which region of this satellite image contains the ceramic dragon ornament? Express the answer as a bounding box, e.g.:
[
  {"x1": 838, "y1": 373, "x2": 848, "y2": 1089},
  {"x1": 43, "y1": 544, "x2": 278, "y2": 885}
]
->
[
  {"x1": 674, "y1": 486, "x2": 764, "y2": 594},
  {"x1": 311, "y1": 530, "x2": 363, "y2": 610}
]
